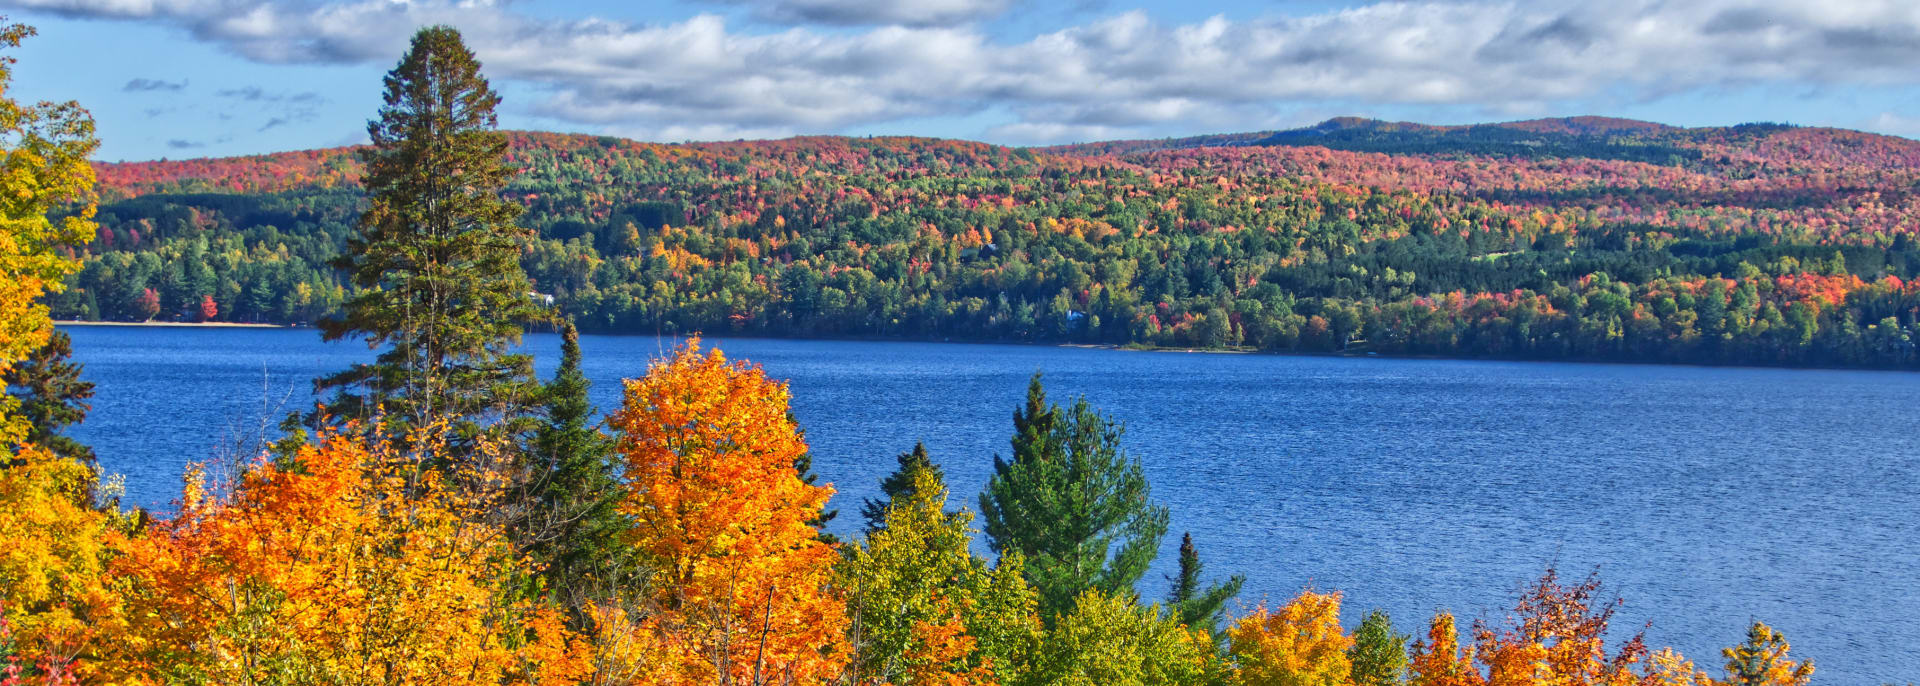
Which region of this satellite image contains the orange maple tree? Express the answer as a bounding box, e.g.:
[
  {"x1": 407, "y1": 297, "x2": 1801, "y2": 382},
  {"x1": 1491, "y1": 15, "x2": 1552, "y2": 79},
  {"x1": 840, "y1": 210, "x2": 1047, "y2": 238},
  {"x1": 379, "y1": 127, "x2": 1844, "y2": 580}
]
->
[
  {"x1": 1409, "y1": 612, "x2": 1484, "y2": 686},
  {"x1": 1469, "y1": 568, "x2": 1648, "y2": 686},
  {"x1": 1227, "y1": 588, "x2": 1354, "y2": 686},
  {"x1": 111, "y1": 427, "x2": 585, "y2": 685},
  {"x1": 609, "y1": 337, "x2": 848, "y2": 684}
]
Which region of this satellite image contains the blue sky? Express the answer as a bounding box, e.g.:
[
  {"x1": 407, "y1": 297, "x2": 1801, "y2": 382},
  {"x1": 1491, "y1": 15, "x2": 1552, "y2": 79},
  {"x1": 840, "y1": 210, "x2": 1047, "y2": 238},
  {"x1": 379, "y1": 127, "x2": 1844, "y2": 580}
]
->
[{"x1": 6, "y1": 0, "x2": 1920, "y2": 161}]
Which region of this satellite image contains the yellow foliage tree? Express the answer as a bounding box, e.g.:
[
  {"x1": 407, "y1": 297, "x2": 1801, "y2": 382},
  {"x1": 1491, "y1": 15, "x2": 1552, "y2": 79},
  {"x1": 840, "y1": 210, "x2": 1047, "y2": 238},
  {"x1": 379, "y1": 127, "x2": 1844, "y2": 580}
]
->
[
  {"x1": 838, "y1": 466, "x2": 1039, "y2": 685},
  {"x1": 0, "y1": 21, "x2": 106, "y2": 677},
  {"x1": 0, "y1": 446, "x2": 124, "y2": 683},
  {"x1": 1227, "y1": 589, "x2": 1354, "y2": 686},
  {"x1": 609, "y1": 338, "x2": 848, "y2": 684},
  {"x1": 1642, "y1": 648, "x2": 1714, "y2": 686},
  {"x1": 111, "y1": 428, "x2": 584, "y2": 685},
  {"x1": 0, "y1": 17, "x2": 96, "y2": 447},
  {"x1": 1717, "y1": 622, "x2": 1811, "y2": 686}
]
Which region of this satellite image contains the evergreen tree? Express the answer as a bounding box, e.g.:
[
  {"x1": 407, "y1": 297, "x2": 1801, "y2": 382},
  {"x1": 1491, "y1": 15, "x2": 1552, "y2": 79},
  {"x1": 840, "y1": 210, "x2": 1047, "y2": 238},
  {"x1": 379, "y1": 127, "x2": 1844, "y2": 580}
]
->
[
  {"x1": 313, "y1": 25, "x2": 545, "y2": 441},
  {"x1": 1164, "y1": 532, "x2": 1243, "y2": 636},
  {"x1": 3, "y1": 330, "x2": 95, "y2": 466},
  {"x1": 1348, "y1": 608, "x2": 1410, "y2": 686},
  {"x1": 789, "y1": 407, "x2": 839, "y2": 542},
  {"x1": 980, "y1": 372, "x2": 1169, "y2": 622},
  {"x1": 526, "y1": 320, "x2": 623, "y2": 611},
  {"x1": 860, "y1": 441, "x2": 945, "y2": 531}
]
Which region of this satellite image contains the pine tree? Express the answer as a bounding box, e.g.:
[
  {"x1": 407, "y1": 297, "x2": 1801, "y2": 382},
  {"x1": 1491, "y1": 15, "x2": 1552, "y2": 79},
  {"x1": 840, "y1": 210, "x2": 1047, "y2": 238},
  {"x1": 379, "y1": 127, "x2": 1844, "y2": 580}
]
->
[
  {"x1": 1348, "y1": 609, "x2": 1410, "y2": 686},
  {"x1": 860, "y1": 441, "x2": 945, "y2": 531},
  {"x1": 980, "y1": 372, "x2": 1169, "y2": 622},
  {"x1": 3, "y1": 330, "x2": 95, "y2": 467},
  {"x1": 526, "y1": 320, "x2": 623, "y2": 611},
  {"x1": 314, "y1": 25, "x2": 545, "y2": 442},
  {"x1": 1164, "y1": 532, "x2": 1243, "y2": 636}
]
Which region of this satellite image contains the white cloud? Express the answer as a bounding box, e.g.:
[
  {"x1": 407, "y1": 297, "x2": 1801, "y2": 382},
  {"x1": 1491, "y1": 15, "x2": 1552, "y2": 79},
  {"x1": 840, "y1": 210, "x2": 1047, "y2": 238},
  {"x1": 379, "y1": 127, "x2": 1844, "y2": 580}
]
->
[
  {"x1": 1865, "y1": 111, "x2": 1920, "y2": 138},
  {"x1": 704, "y1": 0, "x2": 1012, "y2": 27},
  {"x1": 13, "y1": 0, "x2": 1920, "y2": 143}
]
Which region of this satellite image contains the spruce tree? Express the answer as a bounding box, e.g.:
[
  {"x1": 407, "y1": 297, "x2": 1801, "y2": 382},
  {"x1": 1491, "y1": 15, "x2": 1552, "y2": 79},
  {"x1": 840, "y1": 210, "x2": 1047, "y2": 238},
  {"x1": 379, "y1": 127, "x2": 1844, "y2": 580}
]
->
[
  {"x1": 526, "y1": 321, "x2": 623, "y2": 608},
  {"x1": 1165, "y1": 532, "x2": 1243, "y2": 635},
  {"x1": 1348, "y1": 609, "x2": 1410, "y2": 686},
  {"x1": 980, "y1": 372, "x2": 1168, "y2": 622},
  {"x1": 788, "y1": 408, "x2": 839, "y2": 542},
  {"x1": 859, "y1": 441, "x2": 945, "y2": 531},
  {"x1": 314, "y1": 25, "x2": 544, "y2": 441},
  {"x1": 3, "y1": 330, "x2": 95, "y2": 466}
]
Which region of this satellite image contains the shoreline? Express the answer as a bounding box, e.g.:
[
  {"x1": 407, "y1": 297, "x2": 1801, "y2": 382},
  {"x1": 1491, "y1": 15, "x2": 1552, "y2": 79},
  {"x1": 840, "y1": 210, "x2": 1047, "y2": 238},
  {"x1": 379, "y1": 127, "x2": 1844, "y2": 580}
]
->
[
  {"x1": 49, "y1": 322, "x2": 1917, "y2": 374},
  {"x1": 56, "y1": 320, "x2": 292, "y2": 329}
]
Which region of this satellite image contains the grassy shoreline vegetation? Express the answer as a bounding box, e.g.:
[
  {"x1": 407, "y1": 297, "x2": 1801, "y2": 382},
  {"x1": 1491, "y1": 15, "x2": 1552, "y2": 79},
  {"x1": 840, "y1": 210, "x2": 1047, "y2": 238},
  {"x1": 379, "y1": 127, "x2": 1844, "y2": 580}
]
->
[{"x1": 0, "y1": 18, "x2": 1845, "y2": 686}]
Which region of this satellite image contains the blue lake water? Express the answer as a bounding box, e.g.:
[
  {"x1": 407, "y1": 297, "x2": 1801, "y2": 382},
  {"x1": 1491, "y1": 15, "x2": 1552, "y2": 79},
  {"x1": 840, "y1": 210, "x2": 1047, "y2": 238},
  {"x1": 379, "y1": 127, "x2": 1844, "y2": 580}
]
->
[{"x1": 58, "y1": 324, "x2": 1920, "y2": 684}]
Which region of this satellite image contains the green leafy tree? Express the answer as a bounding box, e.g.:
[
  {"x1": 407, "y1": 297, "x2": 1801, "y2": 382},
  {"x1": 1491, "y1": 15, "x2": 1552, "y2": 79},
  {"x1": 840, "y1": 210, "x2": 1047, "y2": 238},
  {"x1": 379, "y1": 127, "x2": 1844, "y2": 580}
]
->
[
  {"x1": 314, "y1": 25, "x2": 545, "y2": 441},
  {"x1": 3, "y1": 330, "x2": 94, "y2": 467},
  {"x1": 1348, "y1": 609, "x2": 1409, "y2": 686},
  {"x1": 1165, "y1": 532, "x2": 1243, "y2": 636},
  {"x1": 860, "y1": 441, "x2": 945, "y2": 531},
  {"x1": 1021, "y1": 590, "x2": 1215, "y2": 686},
  {"x1": 981, "y1": 373, "x2": 1170, "y2": 622},
  {"x1": 839, "y1": 465, "x2": 1039, "y2": 685}
]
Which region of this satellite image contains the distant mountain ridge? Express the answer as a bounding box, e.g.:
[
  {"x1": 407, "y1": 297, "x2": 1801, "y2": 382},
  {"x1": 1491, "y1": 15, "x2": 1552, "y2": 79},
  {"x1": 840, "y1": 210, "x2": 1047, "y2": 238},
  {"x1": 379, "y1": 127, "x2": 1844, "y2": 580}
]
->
[
  {"x1": 1037, "y1": 115, "x2": 1920, "y2": 166},
  {"x1": 98, "y1": 115, "x2": 1915, "y2": 177}
]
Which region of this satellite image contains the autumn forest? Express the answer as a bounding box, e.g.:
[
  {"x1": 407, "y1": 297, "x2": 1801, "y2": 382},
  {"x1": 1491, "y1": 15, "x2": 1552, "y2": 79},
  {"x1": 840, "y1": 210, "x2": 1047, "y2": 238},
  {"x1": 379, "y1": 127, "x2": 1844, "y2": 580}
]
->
[
  {"x1": 57, "y1": 107, "x2": 1920, "y2": 369},
  {"x1": 0, "y1": 15, "x2": 1858, "y2": 686}
]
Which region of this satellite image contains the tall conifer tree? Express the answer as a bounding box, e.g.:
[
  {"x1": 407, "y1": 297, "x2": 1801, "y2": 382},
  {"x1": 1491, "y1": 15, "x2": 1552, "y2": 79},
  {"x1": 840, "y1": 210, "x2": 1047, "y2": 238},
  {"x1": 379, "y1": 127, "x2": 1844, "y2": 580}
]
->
[
  {"x1": 3, "y1": 330, "x2": 95, "y2": 467},
  {"x1": 980, "y1": 372, "x2": 1168, "y2": 622},
  {"x1": 860, "y1": 441, "x2": 944, "y2": 531},
  {"x1": 526, "y1": 320, "x2": 623, "y2": 609},
  {"x1": 1165, "y1": 532, "x2": 1243, "y2": 636},
  {"x1": 788, "y1": 408, "x2": 839, "y2": 542},
  {"x1": 315, "y1": 26, "x2": 544, "y2": 441}
]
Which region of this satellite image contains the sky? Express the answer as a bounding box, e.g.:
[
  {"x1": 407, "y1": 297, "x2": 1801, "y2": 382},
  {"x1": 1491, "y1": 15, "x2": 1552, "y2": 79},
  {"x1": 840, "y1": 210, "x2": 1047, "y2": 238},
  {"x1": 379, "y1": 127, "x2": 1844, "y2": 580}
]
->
[{"x1": 5, "y1": 0, "x2": 1920, "y2": 162}]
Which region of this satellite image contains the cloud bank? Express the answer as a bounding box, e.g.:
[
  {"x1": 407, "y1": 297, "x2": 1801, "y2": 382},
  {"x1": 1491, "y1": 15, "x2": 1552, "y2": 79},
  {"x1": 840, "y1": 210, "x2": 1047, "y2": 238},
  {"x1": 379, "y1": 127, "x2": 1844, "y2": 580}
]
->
[
  {"x1": 14, "y1": 0, "x2": 1920, "y2": 142},
  {"x1": 122, "y1": 77, "x2": 186, "y2": 92},
  {"x1": 704, "y1": 0, "x2": 1013, "y2": 27}
]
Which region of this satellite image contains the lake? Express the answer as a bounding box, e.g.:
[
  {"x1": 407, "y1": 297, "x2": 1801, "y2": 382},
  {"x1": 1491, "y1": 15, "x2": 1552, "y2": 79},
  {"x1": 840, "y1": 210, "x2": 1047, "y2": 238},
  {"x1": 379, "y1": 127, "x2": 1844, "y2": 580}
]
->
[{"x1": 58, "y1": 324, "x2": 1920, "y2": 684}]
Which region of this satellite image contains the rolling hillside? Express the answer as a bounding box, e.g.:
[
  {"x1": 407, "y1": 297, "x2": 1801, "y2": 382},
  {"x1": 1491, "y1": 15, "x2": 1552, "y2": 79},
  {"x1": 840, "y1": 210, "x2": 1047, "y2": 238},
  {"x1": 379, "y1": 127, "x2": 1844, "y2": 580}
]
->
[{"x1": 57, "y1": 118, "x2": 1920, "y2": 368}]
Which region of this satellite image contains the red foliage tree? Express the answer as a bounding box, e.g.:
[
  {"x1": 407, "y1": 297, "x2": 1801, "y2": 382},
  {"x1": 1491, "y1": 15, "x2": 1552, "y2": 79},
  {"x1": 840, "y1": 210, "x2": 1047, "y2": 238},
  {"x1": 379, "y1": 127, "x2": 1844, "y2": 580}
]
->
[{"x1": 135, "y1": 288, "x2": 160, "y2": 321}]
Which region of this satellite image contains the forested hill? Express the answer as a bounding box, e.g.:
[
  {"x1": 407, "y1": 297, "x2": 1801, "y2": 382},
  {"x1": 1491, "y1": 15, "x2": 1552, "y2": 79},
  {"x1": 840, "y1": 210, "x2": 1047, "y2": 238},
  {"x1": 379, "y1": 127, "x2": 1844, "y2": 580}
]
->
[{"x1": 57, "y1": 118, "x2": 1920, "y2": 368}]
